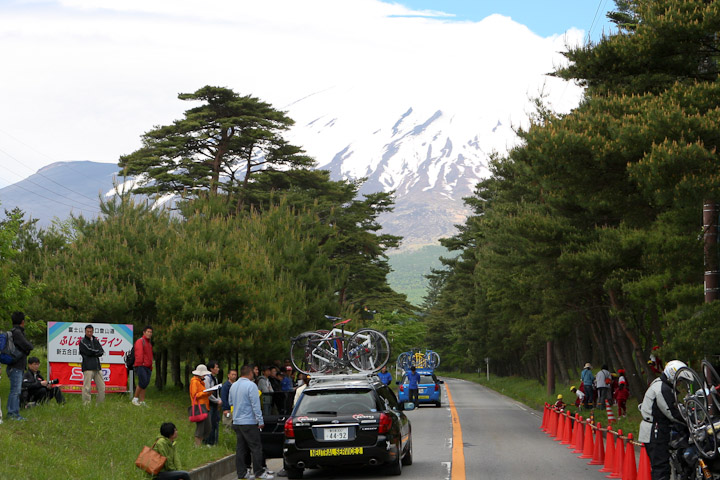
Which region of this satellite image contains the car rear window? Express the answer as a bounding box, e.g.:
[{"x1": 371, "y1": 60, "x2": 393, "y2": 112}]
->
[
  {"x1": 403, "y1": 375, "x2": 436, "y2": 384},
  {"x1": 295, "y1": 389, "x2": 378, "y2": 415}
]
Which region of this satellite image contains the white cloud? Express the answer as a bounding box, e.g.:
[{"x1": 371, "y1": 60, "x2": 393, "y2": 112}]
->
[{"x1": 0, "y1": 0, "x2": 584, "y2": 187}]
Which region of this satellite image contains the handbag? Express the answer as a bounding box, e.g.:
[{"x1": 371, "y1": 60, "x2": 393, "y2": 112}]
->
[
  {"x1": 135, "y1": 441, "x2": 166, "y2": 475},
  {"x1": 188, "y1": 393, "x2": 209, "y2": 422}
]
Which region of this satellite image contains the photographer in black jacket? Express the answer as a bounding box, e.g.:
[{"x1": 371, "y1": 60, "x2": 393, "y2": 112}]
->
[
  {"x1": 22, "y1": 357, "x2": 64, "y2": 405},
  {"x1": 7, "y1": 312, "x2": 34, "y2": 421},
  {"x1": 79, "y1": 324, "x2": 105, "y2": 405}
]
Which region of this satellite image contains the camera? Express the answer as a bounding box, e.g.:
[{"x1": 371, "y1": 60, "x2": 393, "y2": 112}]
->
[{"x1": 47, "y1": 379, "x2": 59, "y2": 386}]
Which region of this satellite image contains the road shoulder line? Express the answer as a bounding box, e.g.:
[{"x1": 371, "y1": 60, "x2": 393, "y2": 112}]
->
[{"x1": 445, "y1": 384, "x2": 466, "y2": 480}]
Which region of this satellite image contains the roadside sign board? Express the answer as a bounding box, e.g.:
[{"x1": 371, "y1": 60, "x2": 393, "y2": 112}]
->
[{"x1": 47, "y1": 322, "x2": 133, "y2": 393}]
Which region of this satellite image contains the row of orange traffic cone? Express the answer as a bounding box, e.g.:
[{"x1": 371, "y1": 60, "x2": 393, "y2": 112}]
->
[{"x1": 540, "y1": 403, "x2": 652, "y2": 480}]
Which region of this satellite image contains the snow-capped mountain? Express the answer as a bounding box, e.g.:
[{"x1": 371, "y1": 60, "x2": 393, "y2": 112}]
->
[{"x1": 283, "y1": 79, "x2": 582, "y2": 249}]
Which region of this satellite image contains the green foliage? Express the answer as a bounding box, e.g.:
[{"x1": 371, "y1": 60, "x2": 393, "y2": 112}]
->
[
  {"x1": 0, "y1": 206, "x2": 39, "y2": 328},
  {"x1": 118, "y1": 85, "x2": 314, "y2": 198},
  {"x1": 425, "y1": 0, "x2": 720, "y2": 389},
  {"x1": 368, "y1": 311, "x2": 428, "y2": 360}
]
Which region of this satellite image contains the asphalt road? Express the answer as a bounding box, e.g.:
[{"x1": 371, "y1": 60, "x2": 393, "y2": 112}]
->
[{"x1": 220, "y1": 377, "x2": 616, "y2": 479}]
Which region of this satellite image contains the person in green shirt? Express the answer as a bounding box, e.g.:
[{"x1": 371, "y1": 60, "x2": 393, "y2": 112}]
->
[{"x1": 152, "y1": 422, "x2": 190, "y2": 480}]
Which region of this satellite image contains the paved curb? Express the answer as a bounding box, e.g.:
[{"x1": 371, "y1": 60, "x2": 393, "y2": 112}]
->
[{"x1": 189, "y1": 453, "x2": 236, "y2": 480}]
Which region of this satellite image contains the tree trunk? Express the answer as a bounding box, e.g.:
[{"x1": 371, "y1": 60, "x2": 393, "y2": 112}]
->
[
  {"x1": 171, "y1": 352, "x2": 183, "y2": 389},
  {"x1": 154, "y1": 349, "x2": 167, "y2": 390}
]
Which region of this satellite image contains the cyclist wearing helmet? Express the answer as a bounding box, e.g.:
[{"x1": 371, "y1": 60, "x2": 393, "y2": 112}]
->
[{"x1": 638, "y1": 359, "x2": 687, "y2": 480}]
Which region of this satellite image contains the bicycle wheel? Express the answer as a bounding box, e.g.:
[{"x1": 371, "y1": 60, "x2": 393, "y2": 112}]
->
[
  {"x1": 701, "y1": 359, "x2": 720, "y2": 415},
  {"x1": 674, "y1": 366, "x2": 708, "y2": 421},
  {"x1": 290, "y1": 332, "x2": 326, "y2": 374},
  {"x1": 397, "y1": 352, "x2": 411, "y2": 371},
  {"x1": 685, "y1": 396, "x2": 718, "y2": 459},
  {"x1": 348, "y1": 329, "x2": 390, "y2": 372},
  {"x1": 428, "y1": 351, "x2": 441, "y2": 369}
]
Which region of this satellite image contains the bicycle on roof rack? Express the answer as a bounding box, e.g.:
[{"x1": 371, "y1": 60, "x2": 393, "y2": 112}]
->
[
  {"x1": 397, "y1": 348, "x2": 441, "y2": 371},
  {"x1": 289, "y1": 315, "x2": 390, "y2": 375}
]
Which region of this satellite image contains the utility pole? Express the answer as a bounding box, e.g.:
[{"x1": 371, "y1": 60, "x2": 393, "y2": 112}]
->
[{"x1": 704, "y1": 200, "x2": 719, "y2": 303}]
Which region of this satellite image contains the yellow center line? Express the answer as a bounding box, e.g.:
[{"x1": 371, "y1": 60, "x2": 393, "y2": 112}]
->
[{"x1": 445, "y1": 384, "x2": 466, "y2": 480}]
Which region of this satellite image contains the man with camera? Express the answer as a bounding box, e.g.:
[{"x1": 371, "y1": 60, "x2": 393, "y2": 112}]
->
[{"x1": 22, "y1": 357, "x2": 64, "y2": 405}]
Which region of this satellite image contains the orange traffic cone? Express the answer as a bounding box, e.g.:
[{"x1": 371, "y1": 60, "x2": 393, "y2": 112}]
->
[
  {"x1": 555, "y1": 411, "x2": 565, "y2": 441},
  {"x1": 548, "y1": 408, "x2": 558, "y2": 437},
  {"x1": 571, "y1": 415, "x2": 585, "y2": 453},
  {"x1": 609, "y1": 429, "x2": 624, "y2": 478},
  {"x1": 599, "y1": 427, "x2": 615, "y2": 473},
  {"x1": 541, "y1": 404, "x2": 549, "y2": 431},
  {"x1": 561, "y1": 411, "x2": 573, "y2": 445},
  {"x1": 623, "y1": 433, "x2": 637, "y2": 480},
  {"x1": 580, "y1": 420, "x2": 594, "y2": 459},
  {"x1": 589, "y1": 422, "x2": 605, "y2": 465},
  {"x1": 638, "y1": 444, "x2": 651, "y2": 480},
  {"x1": 605, "y1": 400, "x2": 616, "y2": 425}
]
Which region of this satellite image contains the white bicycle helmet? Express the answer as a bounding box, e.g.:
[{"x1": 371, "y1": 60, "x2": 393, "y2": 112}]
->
[{"x1": 664, "y1": 360, "x2": 689, "y2": 382}]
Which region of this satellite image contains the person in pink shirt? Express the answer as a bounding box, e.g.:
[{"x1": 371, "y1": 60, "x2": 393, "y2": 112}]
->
[{"x1": 132, "y1": 326, "x2": 154, "y2": 406}]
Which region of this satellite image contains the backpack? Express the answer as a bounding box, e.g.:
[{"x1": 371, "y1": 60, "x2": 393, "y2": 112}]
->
[
  {"x1": 0, "y1": 330, "x2": 21, "y2": 364},
  {"x1": 124, "y1": 346, "x2": 135, "y2": 370}
]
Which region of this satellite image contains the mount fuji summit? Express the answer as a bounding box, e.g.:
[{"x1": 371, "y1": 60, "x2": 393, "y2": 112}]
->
[{"x1": 284, "y1": 80, "x2": 582, "y2": 250}]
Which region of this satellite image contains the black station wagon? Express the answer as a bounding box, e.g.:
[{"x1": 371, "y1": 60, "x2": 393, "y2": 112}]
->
[{"x1": 280, "y1": 373, "x2": 414, "y2": 478}]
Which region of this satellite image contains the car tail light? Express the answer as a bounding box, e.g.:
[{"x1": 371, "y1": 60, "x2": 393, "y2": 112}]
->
[
  {"x1": 435, "y1": 383, "x2": 439, "y2": 391},
  {"x1": 399, "y1": 385, "x2": 404, "y2": 392},
  {"x1": 378, "y1": 413, "x2": 392, "y2": 434},
  {"x1": 284, "y1": 417, "x2": 295, "y2": 438}
]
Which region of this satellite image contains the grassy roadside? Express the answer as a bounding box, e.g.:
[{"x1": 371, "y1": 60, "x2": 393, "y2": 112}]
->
[
  {"x1": 443, "y1": 372, "x2": 641, "y2": 439},
  {"x1": 0, "y1": 351, "x2": 236, "y2": 480}
]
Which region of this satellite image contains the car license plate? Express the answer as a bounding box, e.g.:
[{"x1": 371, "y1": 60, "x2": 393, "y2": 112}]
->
[
  {"x1": 323, "y1": 427, "x2": 349, "y2": 441},
  {"x1": 310, "y1": 447, "x2": 364, "y2": 457},
  {"x1": 419, "y1": 395, "x2": 430, "y2": 399}
]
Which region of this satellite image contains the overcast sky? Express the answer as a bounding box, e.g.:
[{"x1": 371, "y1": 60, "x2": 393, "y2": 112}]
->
[{"x1": 0, "y1": 0, "x2": 615, "y2": 189}]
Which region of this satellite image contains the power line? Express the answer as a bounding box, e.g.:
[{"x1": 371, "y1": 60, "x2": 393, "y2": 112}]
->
[
  {"x1": 0, "y1": 152, "x2": 103, "y2": 211},
  {"x1": 1, "y1": 176, "x2": 102, "y2": 216},
  {"x1": 0, "y1": 128, "x2": 116, "y2": 205},
  {"x1": 587, "y1": 0, "x2": 610, "y2": 43}
]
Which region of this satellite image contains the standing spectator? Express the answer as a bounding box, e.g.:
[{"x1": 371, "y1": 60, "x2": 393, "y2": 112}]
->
[
  {"x1": 132, "y1": 325, "x2": 154, "y2": 406},
  {"x1": 595, "y1": 364, "x2": 611, "y2": 408},
  {"x1": 257, "y1": 366, "x2": 274, "y2": 416},
  {"x1": 407, "y1": 366, "x2": 421, "y2": 405},
  {"x1": 570, "y1": 386, "x2": 585, "y2": 410},
  {"x1": 221, "y1": 369, "x2": 238, "y2": 430},
  {"x1": 617, "y1": 368, "x2": 627, "y2": 385},
  {"x1": 204, "y1": 360, "x2": 222, "y2": 445},
  {"x1": 580, "y1": 363, "x2": 594, "y2": 408},
  {"x1": 79, "y1": 324, "x2": 105, "y2": 405},
  {"x1": 252, "y1": 364, "x2": 260, "y2": 382},
  {"x1": 377, "y1": 366, "x2": 392, "y2": 386},
  {"x1": 189, "y1": 364, "x2": 211, "y2": 447},
  {"x1": 22, "y1": 356, "x2": 64, "y2": 405},
  {"x1": 229, "y1": 364, "x2": 274, "y2": 480},
  {"x1": 281, "y1": 366, "x2": 295, "y2": 414},
  {"x1": 269, "y1": 366, "x2": 283, "y2": 414},
  {"x1": 151, "y1": 422, "x2": 191, "y2": 480},
  {"x1": 293, "y1": 374, "x2": 309, "y2": 407},
  {"x1": 616, "y1": 381, "x2": 630, "y2": 417},
  {"x1": 7, "y1": 312, "x2": 33, "y2": 420}
]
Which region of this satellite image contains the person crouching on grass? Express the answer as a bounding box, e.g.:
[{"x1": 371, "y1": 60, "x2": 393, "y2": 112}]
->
[
  {"x1": 151, "y1": 422, "x2": 191, "y2": 480},
  {"x1": 22, "y1": 357, "x2": 64, "y2": 405},
  {"x1": 189, "y1": 364, "x2": 212, "y2": 447}
]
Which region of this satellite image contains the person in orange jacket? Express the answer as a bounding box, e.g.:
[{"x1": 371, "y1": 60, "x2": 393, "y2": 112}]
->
[{"x1": 189, "y1": 364, "x2": 212, "y2": 446}]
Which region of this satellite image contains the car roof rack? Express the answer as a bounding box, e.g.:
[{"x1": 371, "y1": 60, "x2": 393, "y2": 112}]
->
[{"x1": 307, "y1": 372, "x2": 380, "y2": 387}]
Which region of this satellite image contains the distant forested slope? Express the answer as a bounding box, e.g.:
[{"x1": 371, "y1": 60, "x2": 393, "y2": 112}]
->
[{"x1": 387, "y1": 245, "x2": 449, "y2": 307}]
